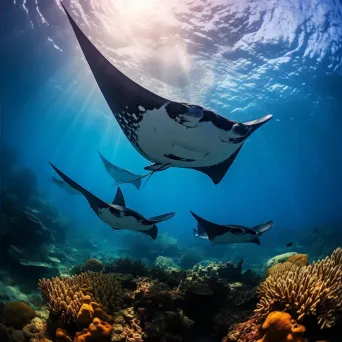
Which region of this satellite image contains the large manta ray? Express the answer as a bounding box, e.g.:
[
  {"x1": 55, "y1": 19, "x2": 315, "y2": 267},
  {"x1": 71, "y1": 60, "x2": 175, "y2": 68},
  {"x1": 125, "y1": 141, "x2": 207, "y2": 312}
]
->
[{"x1": 61, "y1": 4, "x2": 272, "y2": 185}]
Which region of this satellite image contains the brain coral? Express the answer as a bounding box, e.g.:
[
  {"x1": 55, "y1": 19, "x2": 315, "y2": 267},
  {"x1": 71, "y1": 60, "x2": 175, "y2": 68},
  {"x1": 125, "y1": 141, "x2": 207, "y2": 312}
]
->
[
  {"x1": 38, "y1": 271, "x2": 123, "y2": 323},
  {"x1": 255, "y1": 248, "x2": 342, "y2": 329},
  {"x1": 3, "y1": 301, "x2": 37, "y2": 329}
]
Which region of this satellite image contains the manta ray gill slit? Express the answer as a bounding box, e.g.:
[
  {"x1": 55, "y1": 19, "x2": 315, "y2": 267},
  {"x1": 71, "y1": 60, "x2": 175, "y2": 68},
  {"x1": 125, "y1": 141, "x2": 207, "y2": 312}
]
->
[{"x1": 112, "y1": 163, "x2": 171, "y2": 188}]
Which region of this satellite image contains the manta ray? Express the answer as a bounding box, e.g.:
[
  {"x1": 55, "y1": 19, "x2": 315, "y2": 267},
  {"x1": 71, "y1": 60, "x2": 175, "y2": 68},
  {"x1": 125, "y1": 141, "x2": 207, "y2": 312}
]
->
[
  {"x1": 51, "y1": 176, "x2": 80, "y2": 195},
  {"x1": 49, "y1": 162, "x2": 175, "y2": 239},
  {"x1": 61, "y1": 3, "x2": 272, "y2": 185},
  {"x1": 98, "y1": 151, "x2": 143, "y2": 189},
  {"x1": 190, "y1": 211, "x2": 273, "y2": 245}
]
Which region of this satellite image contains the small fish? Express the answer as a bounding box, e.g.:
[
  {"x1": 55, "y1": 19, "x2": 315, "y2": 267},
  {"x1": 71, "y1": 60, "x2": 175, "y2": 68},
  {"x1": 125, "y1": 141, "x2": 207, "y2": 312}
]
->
[
  {"x1": 286, "y1": 242, "x2": 294, "y2": 247},
  {"x1": 52, "y1": 176, "x2": 80, "y2": 195},
  {"x1": 98, "y1": 151, "x2": 143, "y2": 189},
  {"x1": 49, "y1": 162, "x2": 175, "y2": 239},
  {"x1": 190, "y1": 211, "x2": 273, "y2": 245}
]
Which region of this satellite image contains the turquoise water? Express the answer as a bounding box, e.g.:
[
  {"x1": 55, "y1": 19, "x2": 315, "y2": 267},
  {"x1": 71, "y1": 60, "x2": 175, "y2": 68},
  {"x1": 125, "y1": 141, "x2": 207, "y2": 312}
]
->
[{"x1": 1, "y1": 0, "x2": 342, "y2": 269}]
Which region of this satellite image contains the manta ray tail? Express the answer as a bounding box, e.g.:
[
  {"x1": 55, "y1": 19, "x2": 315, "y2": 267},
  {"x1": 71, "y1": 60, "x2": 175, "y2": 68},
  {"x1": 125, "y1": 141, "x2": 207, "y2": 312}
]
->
[
  {"x1": 252, "y1": 220, "x2": 274, "y2": 235},
  {"x1": 49, "y1": 162, "x2": 107, "y2": 210},
  {"x1": 139, "y1": 225, "x2": 158, "y2": 240},
  {"x1": 112, "y1": 163, "x2": 170, "y2": 188}
]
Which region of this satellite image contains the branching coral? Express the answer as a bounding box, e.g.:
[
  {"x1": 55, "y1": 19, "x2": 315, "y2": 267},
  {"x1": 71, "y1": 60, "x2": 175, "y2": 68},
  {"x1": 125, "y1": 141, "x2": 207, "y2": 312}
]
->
[
  {"x1": 255, "y1": 248, "x2": 342, "y2": 329},
  {"x1": 38, "y1": 272, "x2": 124, "y2": 323}
]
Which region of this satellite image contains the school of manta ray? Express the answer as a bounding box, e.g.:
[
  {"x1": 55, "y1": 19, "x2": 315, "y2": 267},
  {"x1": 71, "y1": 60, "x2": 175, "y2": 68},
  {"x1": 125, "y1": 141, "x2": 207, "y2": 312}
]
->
[{"x1": 50, "y1": 3, "x2": 274, "y2": 243}]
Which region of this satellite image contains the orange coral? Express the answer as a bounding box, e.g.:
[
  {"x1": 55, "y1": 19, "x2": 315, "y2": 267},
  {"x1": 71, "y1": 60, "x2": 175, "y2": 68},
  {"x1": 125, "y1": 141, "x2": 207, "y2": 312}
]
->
[
  {"x1": 287, "y1": 254, "x2": 309, "y2": 266},
  {"x1": 55, "y1": 328, "x2": 72, "y2": 341},
  {"x1": 76, "y1": 295, "x2": 113, "y2": 328},
  {"x1": 74, "y1": 318, "x2": 113, "y2": 342},
  {"x1": 257, "y1": 312, "x2": 307, "y2": 342}
]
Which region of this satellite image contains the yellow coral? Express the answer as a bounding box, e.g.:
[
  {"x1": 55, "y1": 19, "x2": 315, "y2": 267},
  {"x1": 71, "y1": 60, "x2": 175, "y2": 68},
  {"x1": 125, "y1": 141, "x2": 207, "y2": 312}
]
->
[
  {"x1": 266, "y1": 261, "x2": 300, "y2": 277},
  {"x1": 76, "y1": 295, "x2": 114, "y2": 327},
  {"x1": 257, "y1": 311, "x2": 307, "y2": 342},
  {"x1": 255, "y1": 248, "x2": 342, "y2": 328},
  {"x1": 38, "y1": 272, "x2": 123, "y2": 323}
]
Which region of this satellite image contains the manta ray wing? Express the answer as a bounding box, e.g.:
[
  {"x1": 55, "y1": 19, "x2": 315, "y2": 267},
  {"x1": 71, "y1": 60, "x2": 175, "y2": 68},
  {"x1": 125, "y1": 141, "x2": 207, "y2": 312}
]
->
[
  {"x1": 61, "y1": 4, "x2": 168, "y2": 155},
  {"x1": 192, "y1": 145, "x2": 243, "y2": 184},
  {"x1": 49, "y1": 162, "x2": 116, "y2": 214},
  {"x1": 139, "y1": 224, "x2": 158, "y2": 240},
  {"x1": 190, "y1": 211, "x2": 227, "y2": 240},
  {"x1": 144, "y1": 212, "x2": 175, "y2": 224}
]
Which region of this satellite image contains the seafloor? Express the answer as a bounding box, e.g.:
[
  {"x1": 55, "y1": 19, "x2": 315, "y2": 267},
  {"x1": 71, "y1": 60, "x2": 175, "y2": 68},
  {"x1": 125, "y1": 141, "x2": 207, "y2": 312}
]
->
[{"x1": 0, "y1": 144, "x2": 341, "y2": 342}]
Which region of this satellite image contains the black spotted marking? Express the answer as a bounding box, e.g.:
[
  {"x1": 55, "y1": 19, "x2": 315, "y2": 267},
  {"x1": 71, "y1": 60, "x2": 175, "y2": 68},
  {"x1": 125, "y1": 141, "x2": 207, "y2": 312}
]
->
[
  {"x1": 219, "y1": 136, "x2": 245, "y2": 144},
  {"x1": 163, "y1": 154, "x2": 196, "y2": 162}
]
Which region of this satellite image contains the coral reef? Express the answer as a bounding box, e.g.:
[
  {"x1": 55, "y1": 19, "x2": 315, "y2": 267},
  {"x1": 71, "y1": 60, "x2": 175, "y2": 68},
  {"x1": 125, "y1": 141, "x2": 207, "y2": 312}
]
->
[
  {"x1": 74, "y1": 317, "x2": 112, "y2": 342},
  {"x1": 38, "y1": 272, "x2": 124, "y2": 323},
  {"x1": 224, "y1": 318, "x2": 262, "y2": 342},
  {"x1": 286, "y1": 254, "x2": 309, "y2": 266},
  {"x1": 179, "y1": 248, "x2": 203, "y2": 269},
  {"x1": 83, "y1": 259, "x2": 104, "y2": 273},
  {"x1": 255, "y1": 247, "x2": 342, "y2": 329},
  {"x1": 257, "y1": 311, "x2": 307, "y2": 342},
  {"x1": 155, "y1": 256, "x2": 179, "y2": 269},
  {"x1": 103, "y1": 257, "x2": 148, "y2": 277},
  {"x1": 3, "y1": 301, "x2": 37, "y2": 329}
]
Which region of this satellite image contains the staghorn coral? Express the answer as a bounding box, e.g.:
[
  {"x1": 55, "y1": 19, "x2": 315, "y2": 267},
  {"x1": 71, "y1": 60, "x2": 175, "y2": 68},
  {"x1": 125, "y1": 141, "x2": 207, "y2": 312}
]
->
[
  {"x1": 38, "y1": 272, "x2": 124, "y2": 323},
  {"x1": 266, "y1": 261, "x2": 300, "y2": 277},
  {"x1": 257, "y1": 311, "x2": 307, "y2": 342},
  {"x1": 255, "y1": 247, "x2": 342, "y2": 329}
]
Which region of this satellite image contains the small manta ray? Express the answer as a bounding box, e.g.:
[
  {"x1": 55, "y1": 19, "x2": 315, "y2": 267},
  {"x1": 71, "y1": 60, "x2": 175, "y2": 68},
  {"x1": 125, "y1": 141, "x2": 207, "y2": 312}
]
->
[
  {"x1": 98, "y1": 151, "x2": 143, "y2": 189},
  {"x1": 49, "y1": 162, "x2": 175, "y2": 239},
  {"x1": 60, "y1": 3, "x2": 273, "y2": 185},
  {"x1": 51, "y1": 176, "x2": 80, "y2": 195},
  {"x1": 190, "y1": 211, "x2": 274, "y2": 245}
]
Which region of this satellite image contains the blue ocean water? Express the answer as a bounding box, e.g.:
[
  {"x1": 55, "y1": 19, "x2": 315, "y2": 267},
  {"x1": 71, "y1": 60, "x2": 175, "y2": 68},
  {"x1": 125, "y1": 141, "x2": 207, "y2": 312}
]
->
[{"x1": 1, "y1": 0, "x2": 342, "y2": 269}]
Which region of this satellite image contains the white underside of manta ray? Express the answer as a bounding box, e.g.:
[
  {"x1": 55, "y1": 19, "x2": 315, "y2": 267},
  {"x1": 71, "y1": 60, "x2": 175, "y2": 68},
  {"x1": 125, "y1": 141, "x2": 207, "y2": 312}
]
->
[{"x1": 61, "y1": 3, "x2": 273, "y2": 185}]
